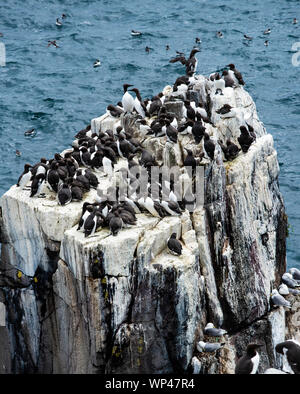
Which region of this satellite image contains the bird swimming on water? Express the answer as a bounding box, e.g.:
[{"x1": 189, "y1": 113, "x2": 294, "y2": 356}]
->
[
  {"x1": 244, "y1": 34, "x2": 253, "y2": 41},
  {"x1": 56, "y1": 18, "x2": 62, "y2": 27},
  {"x1": 47, "y1": 40, "x2": 60, "y2": 48},
  {"x1": 24, "y1": 128, "x2": 36, "y2": 137},
  {"x1": 93, "y1": 59, "x2": 101, "y2": 67},
  {"x1": 131, "y1": 30, "x2": 142, "y2": 36}
]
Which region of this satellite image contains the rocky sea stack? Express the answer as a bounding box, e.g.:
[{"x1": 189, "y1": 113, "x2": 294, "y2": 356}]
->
[{"x1": 0, "y1": 70, "x2": 299, "y2": 374}]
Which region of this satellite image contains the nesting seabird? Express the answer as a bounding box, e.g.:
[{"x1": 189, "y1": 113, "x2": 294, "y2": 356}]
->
[
  {"x1": 204, "y1": 323, "x2": 227, "y2": 337},
  {"x1": 278, "y1": 284, "x2": 290, "y2": 296},
  {"x1": 167, "y1": 233, "x2": 182, "y2": 256},
  {"x1": 197, "y1": 341, "x2": 225, "y2": 353},
  {"x1": 282, "y1": 272, "x2": 300, "y2": 288},
  {"x1": 235, "y1": 343, "x2": 263, "y2": 374},
  {"x1": 275, "y1": 340, "x2": 300, "y2": 374},
  {"x1": 271, "y1": 289, "x2": 291, "y2": 308},
  {"x1": 289, "y1": 267, "x2": 300, "y2": 280}
]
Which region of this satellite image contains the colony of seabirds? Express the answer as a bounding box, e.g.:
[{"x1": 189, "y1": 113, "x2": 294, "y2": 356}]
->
[{"x1": 16, "y1": 48, "x2": 300, "y2": 374}]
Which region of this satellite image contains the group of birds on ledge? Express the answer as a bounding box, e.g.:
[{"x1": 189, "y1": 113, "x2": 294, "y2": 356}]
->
[
  {"x1": 17, "y1": 47, "x2": 255, "y2": 244},
  {"x1": 192, "y1": 266, "x2": 300, "y2": 374}
]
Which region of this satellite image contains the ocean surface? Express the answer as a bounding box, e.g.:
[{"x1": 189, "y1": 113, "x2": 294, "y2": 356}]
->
[{"x1": 0, "y1": 0, "x2": 299, "y2": 269}]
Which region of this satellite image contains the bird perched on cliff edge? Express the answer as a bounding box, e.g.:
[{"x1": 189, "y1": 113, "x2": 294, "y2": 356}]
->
[
  {"x1": 235, "y1": 343, "x2": 263, "y2": 374},
  {"x1": 275, "y1": 340, "x2": 300, "y2": 374},
  {"x1": 167, "y1": 233, "x2": 182, "y2": 256},
  {"x1": 204, "y1": 323, "x2": 227, "y2": 337},
  {"x1": 169, "y1": 48, "x2": 200, "y2": 75}
]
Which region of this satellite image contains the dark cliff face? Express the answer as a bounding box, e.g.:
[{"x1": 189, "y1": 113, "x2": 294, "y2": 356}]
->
[{"x1": 0, "y1": 77, "x2": 289, "y2": 374}]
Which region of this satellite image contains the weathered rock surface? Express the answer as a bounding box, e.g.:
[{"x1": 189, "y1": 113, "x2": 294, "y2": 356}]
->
[{"x1": 0, "y1": 74, "x2": 293, "y2": 374}]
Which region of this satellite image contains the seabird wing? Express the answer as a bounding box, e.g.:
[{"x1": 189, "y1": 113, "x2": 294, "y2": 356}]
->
[{"x1": 169, "y1": 56, "x2": 187, "y2": 65}]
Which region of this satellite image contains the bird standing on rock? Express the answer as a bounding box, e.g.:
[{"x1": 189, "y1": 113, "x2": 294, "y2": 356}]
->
[
  {"x1": 235, "y1": 343, "x2": 263, "y2": 374},
  {"x1": 275, "y1": 340, "x2": 300, "y2": 374},
  {"x1": 17, "y1": 164, "x2": 32, "y2": 189},
  {"x1": 169, "y1": 48, "x2": 200, "y2": 75},
  {"x1": 121, "y1": 84, "x2": 134, "y2": 113},
  {"x1": 203, "y1": 133, "x2": 215, "y2": 160},
  {"x1": 227, "y1": 64, "x2": 245, "y2": 85},
  {"x1": 167, "y1": 233, "x2": 182, "y2": 256}
]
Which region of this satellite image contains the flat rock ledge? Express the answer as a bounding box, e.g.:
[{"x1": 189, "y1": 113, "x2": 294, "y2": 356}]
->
[{"x1": 0, "y1": 75, "x2": 296, "y2": 374}]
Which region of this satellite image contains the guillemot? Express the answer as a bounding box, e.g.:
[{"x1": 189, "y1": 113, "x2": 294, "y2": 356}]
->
[{"x1": 235, "y1": 343, "x2": 263, "y2": 374}]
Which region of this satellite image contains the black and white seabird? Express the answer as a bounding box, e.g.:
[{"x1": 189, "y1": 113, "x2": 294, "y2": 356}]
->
[
  {"x1": 192, "y1": 117, "x2": 205, "y2": 144},
  {"x1": 24, "y1": 128, "x2": 36, "y2": 137},
  {"x1": 167, "y1": 233, "x2": 182, "y2": 256},
  {"x1": 243, "y1": 34, "x2": 253, "y2": 41},
  {"x1": 238, "y1": 126, "x2": 255, "y2": 152},
  {"x1": 169, "y1": 48, "x2": 200, "y2": 75},
  {"x1": 17, "y1": 164, "x2": 32, "y2": 189},
  {"x1": 129, "y1": 88, "x2": 146, "y2": 118},
  {"x1": 275, "y1": 340, "x2": 300, "y2": 374},
  {"x1": 131, "y1": 30, "x2": 142, "y2": 36},
  {"x1": 58, "y1": 183, "x2": 72, "y2": 206},
  {"x1": 263, "y1": 28, "x2": 271, "y2": 35},
  {"x1": 93, "y1": 59, "x2": 101, "y2": 67},
  {"x1": 47, "y1": 162, "x2": 60, "y2": 192},
  {"x1": 204, "y1": 133, "x2": 215, "y2": 160},
  {"x1": 235, "y1": 343, "x2": 263, "y2": 374},
  {"x1": 84, "y1": 210, "x2": 97, "y2": 237},
  {"x1": 216, "y1": 31, "x2": 223, "y2": 38},
  {"x1": 227, "y1": 64, "x2": 245, "y2": 85},
  {"x1": 216, "y1": 104, "x2": 233, "y2": 115},
  {"x1": 204, "y1": 323, "x2": 227, "y2": 337},
  {"x1": 122, "y1": 84, "x2": 135, "y2": 113},
  {"x1": 109, "y1": 212, "x2": 123, "y2": 236},
  {"x1": 221, "y1": 70, "x2": 235, "y2": 88},
  {"x1": 220, "y1": 140, "x2": 240, "y2": 161},
  {"x1": 30, "y1": 173, "x2": 45, "y2": 197},
  {"x1": 166, "y1": 120, "x2": 178, "y2": 143},
  {"x1": 184, "y1": 149, "x2": 197, "y2": 170},
  {"x1": 293, "y1": 18, "x2": 298, "y2": 24},
  {"x1": 47, "y1": 40, "x2": 60, "y2": 48}
]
